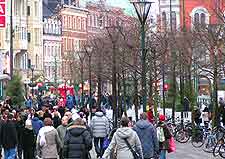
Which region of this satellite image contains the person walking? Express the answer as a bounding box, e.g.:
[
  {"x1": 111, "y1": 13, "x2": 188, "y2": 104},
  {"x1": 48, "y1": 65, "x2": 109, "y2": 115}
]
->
[
  {"x1": 63, "y1": 118, "x2": 92, "y2": 159},
  {"x1": 32, "y1": 113, "x2": 44, "y2": 136},
  {"x1": 36, "y1": 118, "x2": 62, "y2": 159},
  {"x1": 202, "y1": 107, "x2": 209, "y2": 128},
  {"x1": 133, "y1": 113, "x2": 159, "y2": 159},
  {"x1": 57, "y1": 116, "x2": 69, "y2": 159},
  {"x1": 90, "y1": 109, "x2": 110, "y2": 158},
  {"x1": 22, "y1": 119, "x2": 36, "y2": 159},
  {"x1": 16, "y1": 113, "x2": 25, "y2": 159},
  {"x1": 157, "y1": 115, "x2": 172, "y2": 159},
  {"x1": 102, "y1": 117, "x2": 143, "y2": 159},
  {"x1": 1, "y1": 113, "x2": 18, "y2": 159}
]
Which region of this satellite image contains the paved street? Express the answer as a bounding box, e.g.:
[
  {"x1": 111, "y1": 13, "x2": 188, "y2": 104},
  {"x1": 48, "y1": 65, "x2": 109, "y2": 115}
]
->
[
  {"x1": 168, "y1": 142, "x2": 221, "y2": 159},
  {"x1": 91, "y1": 142, "x2": 222, "y2": 159}
]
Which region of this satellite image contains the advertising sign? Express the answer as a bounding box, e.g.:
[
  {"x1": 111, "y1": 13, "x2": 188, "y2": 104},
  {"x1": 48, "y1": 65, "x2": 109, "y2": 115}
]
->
[
  {"x1": 0, "y1": 0, "x2": 5, "y2": 28},
  {"x1": 0, "y1": 53, "x2": 3, "y2": 75}
]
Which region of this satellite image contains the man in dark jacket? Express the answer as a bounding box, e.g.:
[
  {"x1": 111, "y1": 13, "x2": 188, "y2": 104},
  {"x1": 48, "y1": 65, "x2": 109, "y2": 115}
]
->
[
  {"x1": 1, "y1": 113, "x2": 18, "y2": 159},
  {"x1": 63, "y1": 118, "x2": 92, "y2": 159},
  {"x1": 133, "y1": 113, "x2": 159, "y2": 159}
]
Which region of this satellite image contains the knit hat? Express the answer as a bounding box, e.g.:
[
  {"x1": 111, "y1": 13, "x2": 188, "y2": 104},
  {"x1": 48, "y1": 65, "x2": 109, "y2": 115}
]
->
[{"x1": 159, "y1": 114, "x2": 166, "y2": 122}]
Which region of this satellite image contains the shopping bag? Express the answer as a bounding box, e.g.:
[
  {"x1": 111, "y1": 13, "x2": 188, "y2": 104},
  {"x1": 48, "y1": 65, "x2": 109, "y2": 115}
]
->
[
  {"x1": 168, "y1": 137, "x2": 176, "y2": 153},
  {"x1": 103, "y1": 137, "x2": 110, "y2": 150}
]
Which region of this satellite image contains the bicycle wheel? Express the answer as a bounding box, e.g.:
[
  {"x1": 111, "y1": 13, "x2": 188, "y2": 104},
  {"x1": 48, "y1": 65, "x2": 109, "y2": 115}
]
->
[
  {"x1": 203, "y1": 136, "x2": 217, "y2": 153},
  {"x1": 214, "y1": 139, "x2": 223, "y2": 157},
  {"x1": 191, "y1": 132, "x2": 204, "y2": 148},
  {"x1": 219, "y1": 144, "x2": 225, "y2": 158},
  {"x1": 175, "y1": 129, "x2": 190, "y2": 143}
]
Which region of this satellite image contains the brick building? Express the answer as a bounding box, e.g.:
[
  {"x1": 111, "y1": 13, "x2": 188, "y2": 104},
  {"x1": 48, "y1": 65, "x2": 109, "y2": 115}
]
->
[{"x1": 60, "y1": 3, "x2": 88, "y2": 83}]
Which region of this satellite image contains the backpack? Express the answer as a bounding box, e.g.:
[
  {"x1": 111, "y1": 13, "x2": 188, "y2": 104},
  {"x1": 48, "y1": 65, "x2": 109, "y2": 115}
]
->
[{"x1": 157, "y1": 127, "x2": 165, "y2": 142}]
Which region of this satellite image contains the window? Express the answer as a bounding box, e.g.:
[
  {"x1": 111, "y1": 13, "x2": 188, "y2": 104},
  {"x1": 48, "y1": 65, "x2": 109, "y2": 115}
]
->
[
  {"x1": 200, "y1": 13, "x2": 206, "y2": 26},
  {"x1": 21, "y1": 0, "x2": 25, "y2": 16},
  {"x1": 34, "y1": 29, "x2": 39, "y2": 45},
  {"x1": 194, "y1": 13, "x2": 200, "y2": 25},
  {"x1": 171, "y1": 11, "x2": 177, "y2": 31},
  {"x1": 34, "y1": 1, "x2": 38, "y2": 16},
  {"x1": 27, "y1": 32, "x2": 31, "y2": 42},
  {"x1": 73, "y1": 17, "x2": 76, "y2": 30},
  {"x1": 162, "y1": 12, "x2": 167, "y2": 29},
  {"x1": 15, "y1": 0, "x2": 20, "y2": 16},
  {"x1": 191, "y1": 7, "x2": 209, "y2": 28},
  {"x1": 27, "y1": 6, "x2": 30, "y2": 16}
]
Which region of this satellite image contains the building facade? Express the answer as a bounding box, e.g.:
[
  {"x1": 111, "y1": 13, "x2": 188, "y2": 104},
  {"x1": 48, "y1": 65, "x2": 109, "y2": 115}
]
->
[
  {"x1": 180, "y1": 0, "x2": 225, "y2": 30},
  {"x1": 43, "y1": 18, "x2": 62, "y2": 83},
  {"x1": 27, "y1": 0, "x2": 43, "y2": 73},
  {"x1": 158, "y1": 0, "x2": 181, "y2": 31},
  {"x1": 60, "y1": 4, "x2": 88, "y2": 83}
]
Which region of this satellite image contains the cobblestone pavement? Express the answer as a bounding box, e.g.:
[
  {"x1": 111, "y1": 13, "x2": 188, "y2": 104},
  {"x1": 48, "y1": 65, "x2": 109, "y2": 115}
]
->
[{"x1": 90, "y1": 142, "x2": 222, "y2": 159}]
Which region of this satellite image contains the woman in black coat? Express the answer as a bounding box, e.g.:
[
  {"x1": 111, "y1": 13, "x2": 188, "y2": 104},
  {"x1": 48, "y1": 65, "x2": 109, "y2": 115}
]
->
[
  {"x1": 22, "y1": 120, "x2": 36, "y2": 159},
  {"x1": 63, "y1": 118, "x2": 92, "y2": 159}
]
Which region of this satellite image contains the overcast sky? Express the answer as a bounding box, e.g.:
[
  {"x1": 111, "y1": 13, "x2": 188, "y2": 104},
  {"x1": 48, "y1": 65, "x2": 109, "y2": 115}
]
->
[{"x1": 81, "y1": 0, "x2": 159, "y2": 16}]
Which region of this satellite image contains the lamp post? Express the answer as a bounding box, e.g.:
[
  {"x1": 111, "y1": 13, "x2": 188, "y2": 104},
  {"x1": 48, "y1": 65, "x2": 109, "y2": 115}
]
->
[
  {"x1": 76, "y1": 50, "x2": 86, "y2": 107},
  {"x1": 31, "y1": 65, "x2": 35, "y2": 96},
  {"x1": 131, "y1": 0, "x2": 153, "y2": 112},
  {"x1": 85, "y1": 46, "x2": 93, "y2": 118}
]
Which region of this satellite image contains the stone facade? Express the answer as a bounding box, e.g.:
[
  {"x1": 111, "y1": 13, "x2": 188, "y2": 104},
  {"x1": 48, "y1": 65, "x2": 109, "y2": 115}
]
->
[{"x1": 43, "y1": 18, "x2": 62, "y2": 83}]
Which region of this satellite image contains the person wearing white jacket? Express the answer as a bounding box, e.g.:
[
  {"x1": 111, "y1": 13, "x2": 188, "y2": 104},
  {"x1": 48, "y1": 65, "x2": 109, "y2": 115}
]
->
[
  {"x1": 90, "y1": 109, "x2": 110, "y2": 158},
  {"x1": 102, "y1": 117, "x2": 143, "y2": 159}
]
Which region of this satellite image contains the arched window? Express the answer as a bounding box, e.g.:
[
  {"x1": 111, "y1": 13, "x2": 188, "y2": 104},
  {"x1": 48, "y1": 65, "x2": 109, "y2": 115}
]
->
[
  {"x1": 171, "y1": 11, "x2": 177, "y2": 31},
  {"x1": 194, "y1": 13, "x2": 200, "y2": 25},
  {"x1": 191, "y1": 7, "x2": 210, "y2": 29},
  {"x1": 200, "y1": 13, "x2": 206, "y2": 26},
  {"x1": 162, "y1": 12, "x2": 167, "y2": 29}
]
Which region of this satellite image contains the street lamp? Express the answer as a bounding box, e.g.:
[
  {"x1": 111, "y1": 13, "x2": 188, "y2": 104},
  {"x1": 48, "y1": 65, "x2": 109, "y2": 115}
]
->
[
  {"x1": 76, "y1": 50, "x2": 86, "y2": 107},
  {"x1": 31, "y1": 65, "x2": 35, "y2": 96},
  {"x1": 130, "y1": 0, "x2": 153, "y2": 112}
]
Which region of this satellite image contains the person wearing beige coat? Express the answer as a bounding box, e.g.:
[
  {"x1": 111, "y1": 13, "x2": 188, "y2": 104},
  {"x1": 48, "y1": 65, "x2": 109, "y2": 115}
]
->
[{"x1": 102, "y1": 117, "x2": 143, "y2": 159}]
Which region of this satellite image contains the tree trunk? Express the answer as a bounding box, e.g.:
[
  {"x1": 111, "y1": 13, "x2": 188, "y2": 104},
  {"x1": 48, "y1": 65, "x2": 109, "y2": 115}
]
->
[{"x1": 134, "y1": 71, "x2": 139, "y2": 122}]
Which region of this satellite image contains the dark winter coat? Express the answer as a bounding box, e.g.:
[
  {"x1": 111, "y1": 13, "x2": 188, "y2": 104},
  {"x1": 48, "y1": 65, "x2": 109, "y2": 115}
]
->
[
  {"x1": 32, "y1": 117, "x2": 44, "y2": 135},
  {"x1": 22, "y1": 128, "x2": 35, "y2": 150},
  {"x1": 157, "y1": 122, "x2": 172, "y2": 150},
  {"x1": 53, "y1": 116, "x2": 61, "y2": 128},
  {"x1": 16, "y1": 120, "x2": 24, "y2": 144},
  {"x1": 1, "y1": 120, "x2": 18, "y2": 149},
  {"x1": 133, "y1": 120, "x2": 159, "y2": 158},
  {"x1": 63, "y1": 126, "x2": 92, "y2": 159}
]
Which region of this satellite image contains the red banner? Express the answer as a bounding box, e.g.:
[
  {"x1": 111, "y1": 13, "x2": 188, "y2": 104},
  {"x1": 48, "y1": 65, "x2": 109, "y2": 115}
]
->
[
  {"x1": 0, "y1": 16, "x2": 5, "y2": 27},
  {"x1": 0, "y1": 0, "x2": 5, "y2": 2},
  {"x1": 0, "y1": 4, "x2": 5, "y2": 15}
]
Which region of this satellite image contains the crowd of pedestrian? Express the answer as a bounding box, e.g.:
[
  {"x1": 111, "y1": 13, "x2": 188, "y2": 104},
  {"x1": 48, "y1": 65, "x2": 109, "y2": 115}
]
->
[{"x1": 0, "y1": 96, "x2": 175, "y2": 159}]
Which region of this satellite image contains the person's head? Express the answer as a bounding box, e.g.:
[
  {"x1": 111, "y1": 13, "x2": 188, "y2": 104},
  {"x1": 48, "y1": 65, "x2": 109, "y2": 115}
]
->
[
  {"x1": 7, "y1": 113, "x2": 14, "y2": 121},
  {"x1": 64, "y1": 111, "x2": 72, "y2": 119},
  {"x1": 25, "y1": 119, "x2": 33, "y2": 130},
  {"x1": 73, "y1": 118, "x2": 85, "y2": 126},
  {"x1": 34, "y1": 113, "x2": 39, "y2": 118},
  {"x1": 44, "y1": 118, "x2": 53, "y2": 126},
  {"x1": 61, "y1": 116, "x2": 69, "y2": 126},
  {"x1": 159, "y1": 114, "x2": 166, "y2": 122},
  {"x1": 121, "y1": 117, "x2": 130, "y2": 127},
  {"x1": 140, "y1": 112, "x2": 147, "y2": 120}
]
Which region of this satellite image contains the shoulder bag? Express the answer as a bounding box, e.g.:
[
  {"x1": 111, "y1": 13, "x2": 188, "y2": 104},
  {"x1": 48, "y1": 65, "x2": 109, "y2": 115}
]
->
[{"x1": 123, "y1": 138, "x2": 140, "y2": 159}]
